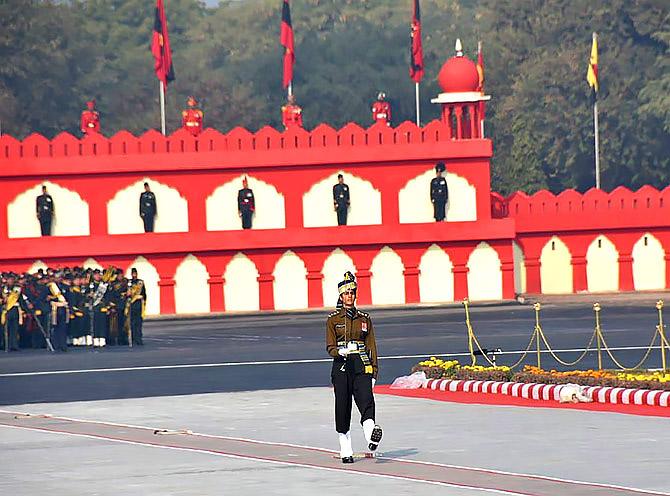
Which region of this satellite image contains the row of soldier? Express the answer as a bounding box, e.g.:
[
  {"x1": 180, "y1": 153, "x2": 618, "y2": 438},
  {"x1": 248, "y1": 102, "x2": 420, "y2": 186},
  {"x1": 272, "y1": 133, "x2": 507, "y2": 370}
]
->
[
  {"x1": 36, "y1": 162, "x2": 449, "y2": 236},
  {"x1": 79, "y1": 92, "x2": 393, "y2": 138},
  {"x1": 0, "y1": 266, "x2": 146, "y2": 353}
]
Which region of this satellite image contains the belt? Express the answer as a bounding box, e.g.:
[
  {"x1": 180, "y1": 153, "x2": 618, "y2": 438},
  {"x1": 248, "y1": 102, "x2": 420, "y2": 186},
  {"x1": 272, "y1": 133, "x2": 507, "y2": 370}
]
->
[{"x1": 336, "y1": 340, "x2": 373, "y2": 374}]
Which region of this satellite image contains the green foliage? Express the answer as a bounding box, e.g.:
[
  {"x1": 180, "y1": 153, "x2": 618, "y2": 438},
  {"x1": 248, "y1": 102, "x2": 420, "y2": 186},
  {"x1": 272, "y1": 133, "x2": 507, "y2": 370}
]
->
[{"x1": 0, "y1": 0, "x2": 668, "y2": 194}]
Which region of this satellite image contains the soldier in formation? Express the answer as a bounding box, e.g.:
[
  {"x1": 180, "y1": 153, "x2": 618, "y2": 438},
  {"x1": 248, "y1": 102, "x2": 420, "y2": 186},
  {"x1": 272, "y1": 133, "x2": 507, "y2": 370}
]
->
[
  {"x1": 36, "y1": 185, "x2": 54, "y2": 236},
  {"x1": 326, "y1": 272, "x2": 383, "y2": 463},
  {"x1": 140, "y1": 182, "x2": 157, "y2": 232},
  {"x1": 430, "y1": 162, "x2": 449, "y2": 222},
  {"x1": 238, "y1": 177, "x2": 255, "y2": 230},
  {"x1": 333, "y1": 174, "x2": 350, "y2": 226}
]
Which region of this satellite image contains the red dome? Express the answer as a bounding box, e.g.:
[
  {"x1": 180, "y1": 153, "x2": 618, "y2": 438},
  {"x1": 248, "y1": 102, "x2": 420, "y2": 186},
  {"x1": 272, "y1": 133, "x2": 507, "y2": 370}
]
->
[{"x1": 437, "y1": 56, "x2": 480, "y2": 93}]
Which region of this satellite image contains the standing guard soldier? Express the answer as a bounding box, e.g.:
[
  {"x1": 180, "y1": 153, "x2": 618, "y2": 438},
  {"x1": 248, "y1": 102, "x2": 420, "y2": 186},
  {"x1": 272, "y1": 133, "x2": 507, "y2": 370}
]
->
[
  {"x1": 139, "y1": 182, "x2": 157, "y2": 233},
  {"x1": 333, "y1": 174, "x2": 350, "y2": 226},
  {"x1": 281, "y1": 94, "x2": 303, "y2": 129},
  {"x1": 1, "y1": 273, "x2": 22, "y2": 351},
  {"x1": 88, "y1": 268, "x2": 111, "y2": 347},
  {"x1": 181, "y1": 96, "x2": 204, "y2": 136},
  {"x1": 430, "y1": 162, "x2": 449, "y2": 222},
  {"x1": 237, "y1": 177, "x2": 255, "y2": 230},
  {"x1": 126, "y1": 268, "x2": 146, "y2": 346},
  {"x1": 326, "y1": 272, "x2": 382, "y2": 463},
  {"x1": 80, "y1": 100, "x2": 101, "y2": 136},
  {"x1": 36, "y1": 185, "x2": 54, "y2": 236},
  {"x1": 371, "y1": 92, "x2": 392, "y2": 126},
  {"x1": 47, "y1": 271, "x2": 69, "y2": 352},
  {"x1": 68, "y1": 272, "x2": 87, "y2": 346}
]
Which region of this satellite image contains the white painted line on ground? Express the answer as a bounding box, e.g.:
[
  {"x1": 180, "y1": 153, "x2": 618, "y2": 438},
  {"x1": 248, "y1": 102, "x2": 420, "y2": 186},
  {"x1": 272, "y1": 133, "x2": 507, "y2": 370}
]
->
[{"x1": 0, "y1": 345, "x2": 662, "y2": 378}]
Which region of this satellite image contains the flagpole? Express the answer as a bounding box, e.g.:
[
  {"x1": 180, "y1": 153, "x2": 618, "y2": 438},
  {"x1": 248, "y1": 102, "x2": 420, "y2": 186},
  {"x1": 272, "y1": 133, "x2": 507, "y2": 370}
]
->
[
  {"x1": 159, "y1": 80, "x2": 166, "y2": 136},
  {"x1": 415, "y1": 82, "x2": 421, "y2": 126},
  {"x1": 594, "y1": 99, "x2": 600, "y2": 189},
  {"x1": 288, "y1": 82, "x2": 293, "y2": 98}
]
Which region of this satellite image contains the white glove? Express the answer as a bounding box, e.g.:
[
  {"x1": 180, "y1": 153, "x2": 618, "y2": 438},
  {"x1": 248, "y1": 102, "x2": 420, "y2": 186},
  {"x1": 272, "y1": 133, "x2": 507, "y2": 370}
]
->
[
  {"x1": 338, "y1": 348, "x2": 349, "y2": 357},
  {"x1": 347, "y1": 342, "x2": 358, "y2": 352},
  {"x1": 372, "y1": 378, "x2": 376, "y2": 387}
]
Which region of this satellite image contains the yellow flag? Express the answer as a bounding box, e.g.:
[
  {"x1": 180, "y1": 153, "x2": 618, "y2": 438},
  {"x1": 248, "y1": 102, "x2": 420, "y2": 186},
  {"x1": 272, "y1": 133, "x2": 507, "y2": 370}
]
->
[{"x1": 587, "y1": 33, "x2": 598, "y2": 92}]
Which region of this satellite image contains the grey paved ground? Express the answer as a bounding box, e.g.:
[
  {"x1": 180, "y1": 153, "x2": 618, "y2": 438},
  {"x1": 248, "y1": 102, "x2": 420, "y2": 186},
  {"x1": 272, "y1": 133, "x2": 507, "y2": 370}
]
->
[{"x1": 2, "y1": 388, "x2": 670, "y2": 495}]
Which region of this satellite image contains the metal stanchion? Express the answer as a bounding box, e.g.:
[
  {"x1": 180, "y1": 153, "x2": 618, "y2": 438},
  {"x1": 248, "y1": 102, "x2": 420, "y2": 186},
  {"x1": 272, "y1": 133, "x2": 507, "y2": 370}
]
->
[
  {"x1": 534, "y1": 302, "x2": 542, "y2": 369},
  {"x1": 656, "y1": 300, "x2": 666, "y2": 372},
  {"x1": 594, "y1": 303, "x2": 602, "y2": 370},
  {"x1": 462, "y1": 298, "x2": 476, "y2": 365}
]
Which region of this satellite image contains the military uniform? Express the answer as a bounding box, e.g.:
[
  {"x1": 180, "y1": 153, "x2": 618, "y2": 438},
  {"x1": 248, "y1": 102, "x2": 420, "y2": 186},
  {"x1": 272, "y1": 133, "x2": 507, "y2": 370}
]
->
[
  {"x1": 87, "y1": 271, "x2": 111, "y2": 347},
  {"x1": 47, "y1": 278, "x2": 69, "y2": 351},
  {"x1": 430, "y1": 163, "x2": 449, "y2": 222},
  {"x1": 36, "y1": 192, "x2": 54, "y2": 236},
  {"x1": 140, "y1": 189, "x2": 157, "y2": 232},
  {"x1": 371, "y1": 98, "x2": 392, "y2": 126},
  {"x1": 333, "y1": 181, "x2": 350, "y2": 226},
  {"x1": 1, "y1": 281, "x2": 23, "y2": 351},
  {"x1": 238, "y1": 186, "x2": 255, "y2": 230},
  {"x1": 281, "y1": 102, "x2": 303, "y2": 129},
  {"x1": 80, "y1": 101, "x2": 101, "y2": 136},
  {"x1": 127, "y1": 276, "x2": 146, "y2": 345},
  {"x1": 181, "y1": 97, "x2": 204, "y2": 136},
  {"x1": 326, "y1": 272, "x2": 382, "y2": 463}
]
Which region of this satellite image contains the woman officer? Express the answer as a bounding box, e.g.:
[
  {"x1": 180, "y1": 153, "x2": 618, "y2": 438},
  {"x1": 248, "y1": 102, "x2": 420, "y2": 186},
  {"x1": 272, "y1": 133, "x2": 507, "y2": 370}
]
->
[{"x1": 326, "y1": 272, "x2": 382, "y2": 463}]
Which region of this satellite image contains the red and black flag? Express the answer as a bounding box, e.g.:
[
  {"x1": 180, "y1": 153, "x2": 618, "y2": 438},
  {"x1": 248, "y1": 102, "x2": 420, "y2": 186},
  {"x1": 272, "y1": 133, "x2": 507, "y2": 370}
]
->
[
  {"x1": 151, "y1": 0, "x2": 175, "y2": 88},
  {"x1": 280, "y1": 0, "x2": 295, "y2": 89},
  {"x1": 409, "y1": 0, "x2": 424, "y2": 83},
  {"x1": 476, "y1": 41, "x2": 485, "y2": 119}
]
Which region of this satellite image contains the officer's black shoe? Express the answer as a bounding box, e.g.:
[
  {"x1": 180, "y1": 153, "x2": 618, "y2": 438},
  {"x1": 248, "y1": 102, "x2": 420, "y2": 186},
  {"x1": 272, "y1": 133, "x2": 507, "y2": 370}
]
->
[
  {"x1": 341, "y1": 456, "x2": 354, "y2": 464},
  {"x1": 368, "y1": 425, "x2": 383, "y2": 451}
]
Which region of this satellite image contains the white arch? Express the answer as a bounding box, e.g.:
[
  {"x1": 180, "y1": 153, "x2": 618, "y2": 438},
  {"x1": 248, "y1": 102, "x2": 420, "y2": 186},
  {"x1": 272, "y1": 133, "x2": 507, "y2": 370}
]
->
[
  {"x1": 207, "y1": 175, "x2": 285, "y2": 231},
  {"x1": 303, "y1": 171, "x2": 381, "y2": 227},
  {"x1": 513, "y1": 241, "x2": 527, "y2": 295},
  {"x1": 8, "y1": 181, "x2": 90, "y2": 238},
  {"x1": 27, "y1": 260, "x2": 48, "y2": 274},
  {"x1": 273, "y1": 251, "x2": 308, "y2": 310},
  {"x1": 540, "y1": 237, "x2": 573, "y2": 294},
  {"x1": 399, "y1": 169, "x2": 477, "y2": 224},
  {"x1": 108, "y1": 178, "x2": 188, "y2": 234},
  {"x1": 322, "y1": 249, "x2": 357, "y2": 308},
  {"x1": 223, "y1": 253, "x2": 259, "y2": 311},
  {"x1": 82, "y1": 258, "x2": 103, "y2": 271},
  {"x1": 125, "y1": 257, "x2": 160, "y2": 316},
  {"x1": 174, "y1": 254, "x2": 210, "y2": 314},
  {"x1": 633, "y1": 234, "x2": 665, "y2": 291},
  {"x1": 467, "y1": 242, "x2": 502, "y2": 301},
  {"x1": 586, "y1": 235, "x2": 619, "y2": 292},
  {"x1": 418, "y1": 245, "x2": 454, "y2": 303},
  {"x1": 371, "y1": 247, "x2": 406, "y2": 305}
]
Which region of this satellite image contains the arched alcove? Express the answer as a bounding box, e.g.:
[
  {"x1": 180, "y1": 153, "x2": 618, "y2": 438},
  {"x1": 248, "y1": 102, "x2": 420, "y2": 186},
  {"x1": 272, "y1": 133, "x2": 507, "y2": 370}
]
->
[
  {"x1": 82, "y1": 258, "x2": 103, "y2": 271},
  {"x1": 632, "y1": 234, "x2": 665, "y2": 290},
  {"x1": 586, "y1": 235, "x2": 619, "y2": 292},
  {"x1": 540, "y1": 237, "x2": 573, "y2": 294},
  {"x1": 8, "y1": 181, "x2": 90, "y2": 238},
  {"x1": 125, "y1": 257, "x2": 160, "y2": 316},
  {"x1": 27, "y1": 260, "x2": 48, "y2": 274},
  {"x1": 273, "y1": 251, "x2": 308, "y2": 310},
  {"x1": 398, "y1": 169, "x2": 476, "y2": 224},
  {"x1": 207, "y1": 175, "x2": 285, "y2": 231},
  {"x1": 223, "y1": 253, "x2": 260, "y2": 311},
  {"x1": 108, "y1": 178, "x2": 188, "y2": 234},
  {"x1": 370, "y1": 246, "x2": 406, "y2": 305},
  {"x1": 418, "y1": 244, "x2": 454, "y2": 303},
  {"x1": 513, "y1": 241, "x2": 527, "y2": 295},
  {"x1": 467, "y1": 242, "x2": 502, "y2": 301},
  {"x1": 302, "y1": 171, "x2": 381, "y2": 227},
  {"x1": 174, "y1": 254, "x2": 210, "y2": 314},
  {"x1": 321, "y1": 249, "x2": 357, "y2": 308}
]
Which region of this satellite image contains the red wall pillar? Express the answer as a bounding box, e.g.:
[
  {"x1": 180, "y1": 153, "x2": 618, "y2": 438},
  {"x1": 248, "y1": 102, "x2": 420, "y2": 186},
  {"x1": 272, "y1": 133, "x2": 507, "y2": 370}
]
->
[
  {"x1": 452, "y1": 264, "x2": 469, "y2": 300},
  {"x1": 306, "y1": 271, "x2": 324, "y2": 308},
  {"x1": 524, "y1": 258, "x2": 541, "y2": 294},
  {"x1": 257, "y1": 273, "x2": 275, "y2": 310},
  {"x1": 501, "y1": 261, "x2": 515, "y2": 299},
  {"x1": 355, "y1": 269, "x2": 372, "y2": 305},
  {"x1": 403, "y1": 267, "x2": 421, "y2": 303},
  {"x1": 618, "y1": 254, "x2": 634, "y2": 291},
  {"x1": 158, "y1": 278, "x2": 176, "y2": 314},
  {"x1": 454, "y1": 106, "x2": 464, "y2": 139},
  {"x1": 571, "y1": 256, "x2": 588, "y2": 292},
  {"x1": 208, "y1": 276, "x2": 225, "y2": 312}
]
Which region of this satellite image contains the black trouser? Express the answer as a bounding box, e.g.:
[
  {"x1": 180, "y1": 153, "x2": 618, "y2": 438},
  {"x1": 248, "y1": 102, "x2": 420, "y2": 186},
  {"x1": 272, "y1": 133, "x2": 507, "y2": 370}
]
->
[
  {"x1": 142, "y1": 214, "x2": 155, "y2": 232},
  {"x1": 241, "y1": 209, "x2": 253, "y2": 229},
  {"x1": 32, "y1": 312, "x2": 49, "y2": 348},
  {"x1": 331, "y1": 357, "x2": 375, "y2": 434},
  {"x1": 130, "y1": 300, "x2": 143, "y2": 345},
  {"x1": 52, "y1": 307, "x2": 68, "y2": 351},
  {"x1": 39, "y1": 216, "x2": 52, "y2": 236},
  {"x1": 336, "y1": 204, "x2": 348, "y2": 226},
  {"x1": 433, "y1": 200, "x2": 446, "y2": 221},
  {"x1": 3, "y1": 308, "x2": 20, "y2": 351},
  {"x1": 93, "y1": 308, "x2": 108, "y2": 338}
]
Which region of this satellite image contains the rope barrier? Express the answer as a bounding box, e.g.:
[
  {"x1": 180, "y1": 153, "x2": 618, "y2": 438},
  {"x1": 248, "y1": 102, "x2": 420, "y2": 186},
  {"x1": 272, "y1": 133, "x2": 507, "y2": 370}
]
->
[{"x1": 461, "y1": 298, "x2": 669, "y2": 372}]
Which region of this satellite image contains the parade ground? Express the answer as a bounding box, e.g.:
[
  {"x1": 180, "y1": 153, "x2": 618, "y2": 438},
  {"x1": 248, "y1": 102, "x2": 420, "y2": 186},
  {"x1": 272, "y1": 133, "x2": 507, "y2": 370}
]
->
[{"x1": 2, "y1": 298, "x2": 670, "y2": 495}]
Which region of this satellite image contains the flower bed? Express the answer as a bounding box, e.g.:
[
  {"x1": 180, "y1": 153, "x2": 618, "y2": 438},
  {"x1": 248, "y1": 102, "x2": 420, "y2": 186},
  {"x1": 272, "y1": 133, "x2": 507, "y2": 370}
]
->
[{"x1": 411, "y1": 358, "x2": 670, "y2": 391}]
